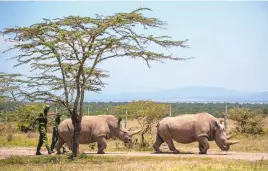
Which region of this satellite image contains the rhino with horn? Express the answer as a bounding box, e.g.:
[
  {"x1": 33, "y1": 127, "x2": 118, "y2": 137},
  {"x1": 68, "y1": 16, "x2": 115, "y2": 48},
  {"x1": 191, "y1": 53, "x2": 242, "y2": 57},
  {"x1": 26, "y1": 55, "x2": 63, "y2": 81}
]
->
[
  {"x1": 56, "y1": 115, "x2": 142, "y2": 154},
  {"x1": 152, "y1": 112, "x2": 239, "y2": 154}
]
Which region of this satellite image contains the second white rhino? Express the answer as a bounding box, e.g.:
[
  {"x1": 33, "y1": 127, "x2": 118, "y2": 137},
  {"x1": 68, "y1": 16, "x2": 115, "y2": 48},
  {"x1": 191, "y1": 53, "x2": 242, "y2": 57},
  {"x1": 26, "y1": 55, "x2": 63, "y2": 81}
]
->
[{"x1": 152, "y1": 112, "x2": 239, "y2": 154}]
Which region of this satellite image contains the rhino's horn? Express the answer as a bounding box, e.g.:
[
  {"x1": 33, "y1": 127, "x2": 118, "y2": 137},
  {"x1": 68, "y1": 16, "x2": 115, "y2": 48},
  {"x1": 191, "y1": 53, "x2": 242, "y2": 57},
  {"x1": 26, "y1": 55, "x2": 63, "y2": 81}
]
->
[
  {"x1": 127, "y1": 127, "x2": 133, "y2": 131},
  {"x1": 227, "y1": 140, "x2": 239, "y2": 145},
  {"x1": 130, "y1": 129, "x2": 142, "y2": 136},
  {"x1": 226, "y1": 135, "x2": 233, "y2": 140}
]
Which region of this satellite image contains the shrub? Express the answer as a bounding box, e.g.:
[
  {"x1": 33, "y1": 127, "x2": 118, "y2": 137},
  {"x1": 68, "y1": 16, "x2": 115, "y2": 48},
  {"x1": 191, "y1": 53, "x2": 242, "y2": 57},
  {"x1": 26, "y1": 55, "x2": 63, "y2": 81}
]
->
[
  {"x1": 17, "y1": 122, "x2": 31, "y2": 133},
  {"x1": 16, "y1": 103, "x2": 44, "y2": 132},
  {"x1": 116, "y1": 100, "x2": 169, "y2": 147},
  {"x1": 88, "y1": 142, "x2": 96, "y2": 150},
  {"x1": 7, "y1": 134, "x2": 13, "y2": 141},
  {"x1": 229, "y1": 107, "x2": 265, "y2": 134}
]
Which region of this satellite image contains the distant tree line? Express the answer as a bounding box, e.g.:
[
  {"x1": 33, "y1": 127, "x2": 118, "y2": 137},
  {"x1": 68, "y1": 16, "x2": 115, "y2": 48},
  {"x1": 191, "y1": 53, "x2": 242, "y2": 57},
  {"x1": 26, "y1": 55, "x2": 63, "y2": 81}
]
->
[
  {"x1": 1, "y1": 102, "x2": 268, "y2": 122},
  {"x1": 82, "y1": 102, "x2": 268, "y2": 118}
]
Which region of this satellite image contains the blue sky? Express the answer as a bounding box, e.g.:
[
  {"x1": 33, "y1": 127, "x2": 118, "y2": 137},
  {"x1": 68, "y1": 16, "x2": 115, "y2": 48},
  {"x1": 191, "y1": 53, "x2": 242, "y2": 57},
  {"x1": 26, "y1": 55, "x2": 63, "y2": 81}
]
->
[{"x1": 0, "y1": 1, "x2": 268, "y2": 94}]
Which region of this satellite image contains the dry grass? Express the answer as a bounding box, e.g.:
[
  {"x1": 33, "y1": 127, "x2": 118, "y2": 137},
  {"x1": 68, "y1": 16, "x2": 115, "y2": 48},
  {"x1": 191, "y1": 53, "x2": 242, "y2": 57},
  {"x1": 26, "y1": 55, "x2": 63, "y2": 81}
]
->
[{"x1": 0, "y1": 155, "x2": 267, "y2": 171}]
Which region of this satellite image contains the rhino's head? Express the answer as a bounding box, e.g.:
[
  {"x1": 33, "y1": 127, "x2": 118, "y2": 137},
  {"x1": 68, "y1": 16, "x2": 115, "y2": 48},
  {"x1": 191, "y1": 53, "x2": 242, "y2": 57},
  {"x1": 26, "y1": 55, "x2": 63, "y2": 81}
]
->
[
  {"x1": 116, "y1": 117, "x2": 142, "y2": 144},
  {"x1": 214, "y1": 121, "x2": 239, "y2": 151}
]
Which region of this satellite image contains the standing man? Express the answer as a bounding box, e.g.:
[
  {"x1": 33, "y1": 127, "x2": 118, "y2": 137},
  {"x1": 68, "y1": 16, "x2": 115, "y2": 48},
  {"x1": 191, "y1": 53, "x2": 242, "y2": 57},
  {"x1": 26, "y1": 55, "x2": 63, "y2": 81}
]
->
[
  {"x1": 50, "y1": 113, "x2": 66, "y2": 153},
  {"x1": 36, "y1": 105, "x2": 52, "y2": 155}
]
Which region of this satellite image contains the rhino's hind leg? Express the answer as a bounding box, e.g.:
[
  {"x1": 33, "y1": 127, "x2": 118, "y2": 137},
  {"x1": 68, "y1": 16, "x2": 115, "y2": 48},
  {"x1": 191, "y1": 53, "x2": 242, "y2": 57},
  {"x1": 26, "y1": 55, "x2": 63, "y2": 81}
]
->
[
  {"x1": 197, "y1": 136, "x2": 210, "y2": 154},
  {"x1": 55, "y1": 136, "x2": 65, "y2": 155},
  {"x1": 152, "y1": 133, "x2": 164, "y2": 153},
  {"x1": 166, "y1": 140, "x2": 180, "y2": 154},
  {"x1": 96, "y1": 136, "x2": 107, "y2": 154}
]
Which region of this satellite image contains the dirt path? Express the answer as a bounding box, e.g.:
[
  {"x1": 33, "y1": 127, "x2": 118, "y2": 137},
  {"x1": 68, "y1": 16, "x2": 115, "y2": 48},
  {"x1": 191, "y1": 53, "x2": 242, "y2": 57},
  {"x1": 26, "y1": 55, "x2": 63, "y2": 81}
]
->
[{"x1": 0, "y1": 147, "x2": 267, "y2": 161}]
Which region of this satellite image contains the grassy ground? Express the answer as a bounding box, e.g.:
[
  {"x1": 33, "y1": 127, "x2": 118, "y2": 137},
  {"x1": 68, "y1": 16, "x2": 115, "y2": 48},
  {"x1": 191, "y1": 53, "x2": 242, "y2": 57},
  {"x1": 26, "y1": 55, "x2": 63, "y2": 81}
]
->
[
  {"x1": 0, "y1": 118, "x2": 268, "y2": 153},
  {"x1": 0, "y1": 155, "x2": 268, "y2": 171}
]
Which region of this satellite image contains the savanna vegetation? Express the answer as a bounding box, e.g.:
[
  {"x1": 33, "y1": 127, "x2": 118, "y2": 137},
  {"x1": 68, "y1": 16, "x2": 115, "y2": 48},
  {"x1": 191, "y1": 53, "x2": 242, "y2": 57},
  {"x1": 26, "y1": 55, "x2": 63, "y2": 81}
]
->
[
  {"x1": 0, "y1": 101, "x2": 268, "y2": 153},
  {"x1": 0, "y1": 6, "x2": 268, "y2": 171}
]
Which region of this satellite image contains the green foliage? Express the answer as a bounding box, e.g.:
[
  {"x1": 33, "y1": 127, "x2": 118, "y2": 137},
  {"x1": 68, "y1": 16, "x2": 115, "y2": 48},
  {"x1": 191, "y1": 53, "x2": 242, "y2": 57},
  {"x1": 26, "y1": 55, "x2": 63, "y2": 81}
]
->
[
  {"x1": 229, "y1": 107, "x2": 266, "y2": 134},
  {"x1": 0, "y1": 72, "x2": 26, "y2": 103},
  {"x1": 1, "y1": 102, "x2": 268, "y2": 122},
  {"x1": 16, "y1": 103, "x2": 44, "y2": 132},
  {"x1": 16, "y1": 122, "x2": 31, "y2": 133},
  {"x1": 117, "y1": 100, "x2": 169, "y2": 147},
  {"x1": 88, "y1": 142, "x2": 96, "y2": 150},
  {"x1": 263, "y1": 108, "x2": 268, "y2": 115},
  {"x1": 0, "y1": 96, "x2": 6, "y2": 103},
  {"x1": 116, "y1": 100, "x2": 168, "y2": 124}
]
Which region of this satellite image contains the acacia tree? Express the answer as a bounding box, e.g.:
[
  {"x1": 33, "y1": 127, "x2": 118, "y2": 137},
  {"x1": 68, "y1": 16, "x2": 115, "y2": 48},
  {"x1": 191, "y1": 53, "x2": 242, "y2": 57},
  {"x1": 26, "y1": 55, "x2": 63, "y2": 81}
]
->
[
  {"x1": 0, "y1": 72, "x2": 25, "y2": 103},
  {"x1": 1, "y1": 8, "x2": 191, "y2": 157}
]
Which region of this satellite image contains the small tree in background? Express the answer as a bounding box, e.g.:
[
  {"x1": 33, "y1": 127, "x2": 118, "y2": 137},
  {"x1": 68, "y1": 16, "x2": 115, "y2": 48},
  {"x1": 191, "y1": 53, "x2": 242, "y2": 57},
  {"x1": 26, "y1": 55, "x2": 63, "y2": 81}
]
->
[
  {"x1": 117, "y1": 100, "x2": 169, "y2": 147},
  {"x1": 229, "y1": 107, "x2": 265, "y2": 134},
  {"x1": 263, "y1": 108, "x2": 268, "y2": 116},
  {"x1": 0, "y1": 72, "x2": 26, "y2": 104},
  {"x1": 2, "y1": 8, "x2": 191, "y2": 157}
]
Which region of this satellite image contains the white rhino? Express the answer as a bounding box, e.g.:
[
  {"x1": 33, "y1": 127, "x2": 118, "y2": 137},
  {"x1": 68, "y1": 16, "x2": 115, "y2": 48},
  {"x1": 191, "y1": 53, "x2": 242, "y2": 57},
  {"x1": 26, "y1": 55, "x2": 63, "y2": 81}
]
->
[
  {"x1": 56, "y1": 115, "x2": 141, "y2": 154},
  {"x1": 152, "y1": 112, "x2": 239, "y2": 154}
]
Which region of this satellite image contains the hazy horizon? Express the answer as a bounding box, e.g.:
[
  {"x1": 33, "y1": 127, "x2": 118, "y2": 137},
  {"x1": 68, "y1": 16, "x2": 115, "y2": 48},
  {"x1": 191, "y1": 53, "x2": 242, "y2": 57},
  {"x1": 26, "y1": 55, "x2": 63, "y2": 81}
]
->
[{"x1": 1, "y1": 1, "x2": 268, "y2": 95}]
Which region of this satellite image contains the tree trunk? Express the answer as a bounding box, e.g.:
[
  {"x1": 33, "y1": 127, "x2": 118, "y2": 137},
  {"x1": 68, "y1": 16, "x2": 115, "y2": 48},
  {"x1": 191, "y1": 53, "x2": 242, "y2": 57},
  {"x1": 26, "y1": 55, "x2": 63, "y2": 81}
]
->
[
  {"x1": 140, "y1": 124, "x2": 150, "y2": 147},
  {"x1": 141, "y1": 133, "x2": 146, "y2": 147},
  {"x1": 71, "y1": 112, "x2": 82, "y2": 157}
]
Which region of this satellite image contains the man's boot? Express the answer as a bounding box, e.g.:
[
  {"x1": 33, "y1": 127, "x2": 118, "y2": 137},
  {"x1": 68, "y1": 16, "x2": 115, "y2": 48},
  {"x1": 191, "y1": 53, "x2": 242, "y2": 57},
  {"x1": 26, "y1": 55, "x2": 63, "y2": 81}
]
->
[
  {"x1": 46, "y1": 145, "x2": 52, "y2": 155},
  {"x1": 36, "y1": 147, "x2": 42, "y2": 155},
  {"x1": 50, "y1": 145, "x2": 55, "y2": 153}
]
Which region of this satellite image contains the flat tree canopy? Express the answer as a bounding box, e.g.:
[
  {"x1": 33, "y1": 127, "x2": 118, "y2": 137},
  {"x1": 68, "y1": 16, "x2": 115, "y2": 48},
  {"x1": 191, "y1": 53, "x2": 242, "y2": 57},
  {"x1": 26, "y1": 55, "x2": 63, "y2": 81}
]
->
[
  {"x1": 1, "y1": 8, "x2": 191, "y2": 157},
  {"x1": 0, "y1": 72, "x2": 25, "y2": 103}
]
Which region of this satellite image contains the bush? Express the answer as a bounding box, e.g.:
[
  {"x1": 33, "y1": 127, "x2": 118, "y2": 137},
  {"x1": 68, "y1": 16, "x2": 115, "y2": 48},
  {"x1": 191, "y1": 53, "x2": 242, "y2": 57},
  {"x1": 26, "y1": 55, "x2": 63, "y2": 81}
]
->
[
  {"x1": 229, "y1": 107, "x2": 265, "y2": 134},
  {"x1": 16, "y1": 103, "x2": 44, "y2": 132},
  {"x1": 88, "y1": 142, "x2": 96, "y2": 150},
  {"x1": 116, "y1": 100, "x2": 169, "y2": 147},
  {"x1": 17, "y1": 122, "x2": 31, "y2": 133}
]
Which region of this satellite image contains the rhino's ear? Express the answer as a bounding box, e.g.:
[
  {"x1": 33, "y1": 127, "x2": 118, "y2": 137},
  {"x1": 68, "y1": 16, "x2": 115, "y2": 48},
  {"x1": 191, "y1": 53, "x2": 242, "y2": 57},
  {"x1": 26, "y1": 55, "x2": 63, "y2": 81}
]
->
[
  {"x1": 118, "y1": 117, "x2": 122, "y2": 125},
  {"x1": 214, "y1": 121, "x2": 221, "y2": 130}
]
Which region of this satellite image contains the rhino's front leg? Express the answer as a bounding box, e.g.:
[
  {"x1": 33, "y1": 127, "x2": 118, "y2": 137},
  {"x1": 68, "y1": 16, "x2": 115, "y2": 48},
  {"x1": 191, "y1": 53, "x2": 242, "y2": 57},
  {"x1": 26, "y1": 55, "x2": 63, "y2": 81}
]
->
[
  {"x1": 197, "y1": 136, "x2": 210, "y2": 154},
  {"x1": 166, "y1": 140, "x2": 180, "y2": 154},
  {"x1": 96, "y1": 136, "x2": 107, "y2": 154}
]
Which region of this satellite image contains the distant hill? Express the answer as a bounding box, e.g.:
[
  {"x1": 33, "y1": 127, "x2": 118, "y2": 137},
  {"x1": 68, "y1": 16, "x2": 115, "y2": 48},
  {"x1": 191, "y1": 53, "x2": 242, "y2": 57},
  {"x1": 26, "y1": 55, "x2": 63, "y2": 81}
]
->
[{"x1": 85, "y1": 86, "x2": 268, "y2": 103}]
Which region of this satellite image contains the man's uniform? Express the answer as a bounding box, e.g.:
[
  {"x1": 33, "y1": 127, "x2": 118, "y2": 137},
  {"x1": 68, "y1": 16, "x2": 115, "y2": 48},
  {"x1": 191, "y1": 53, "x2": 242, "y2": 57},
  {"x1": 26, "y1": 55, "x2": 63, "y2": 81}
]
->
[
  {"x1": 50, "y1": 114, "x2": 61, "y2": 152},
  {"x1": 36, "y1": 105, "x2": 52, "y2": 155}
]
